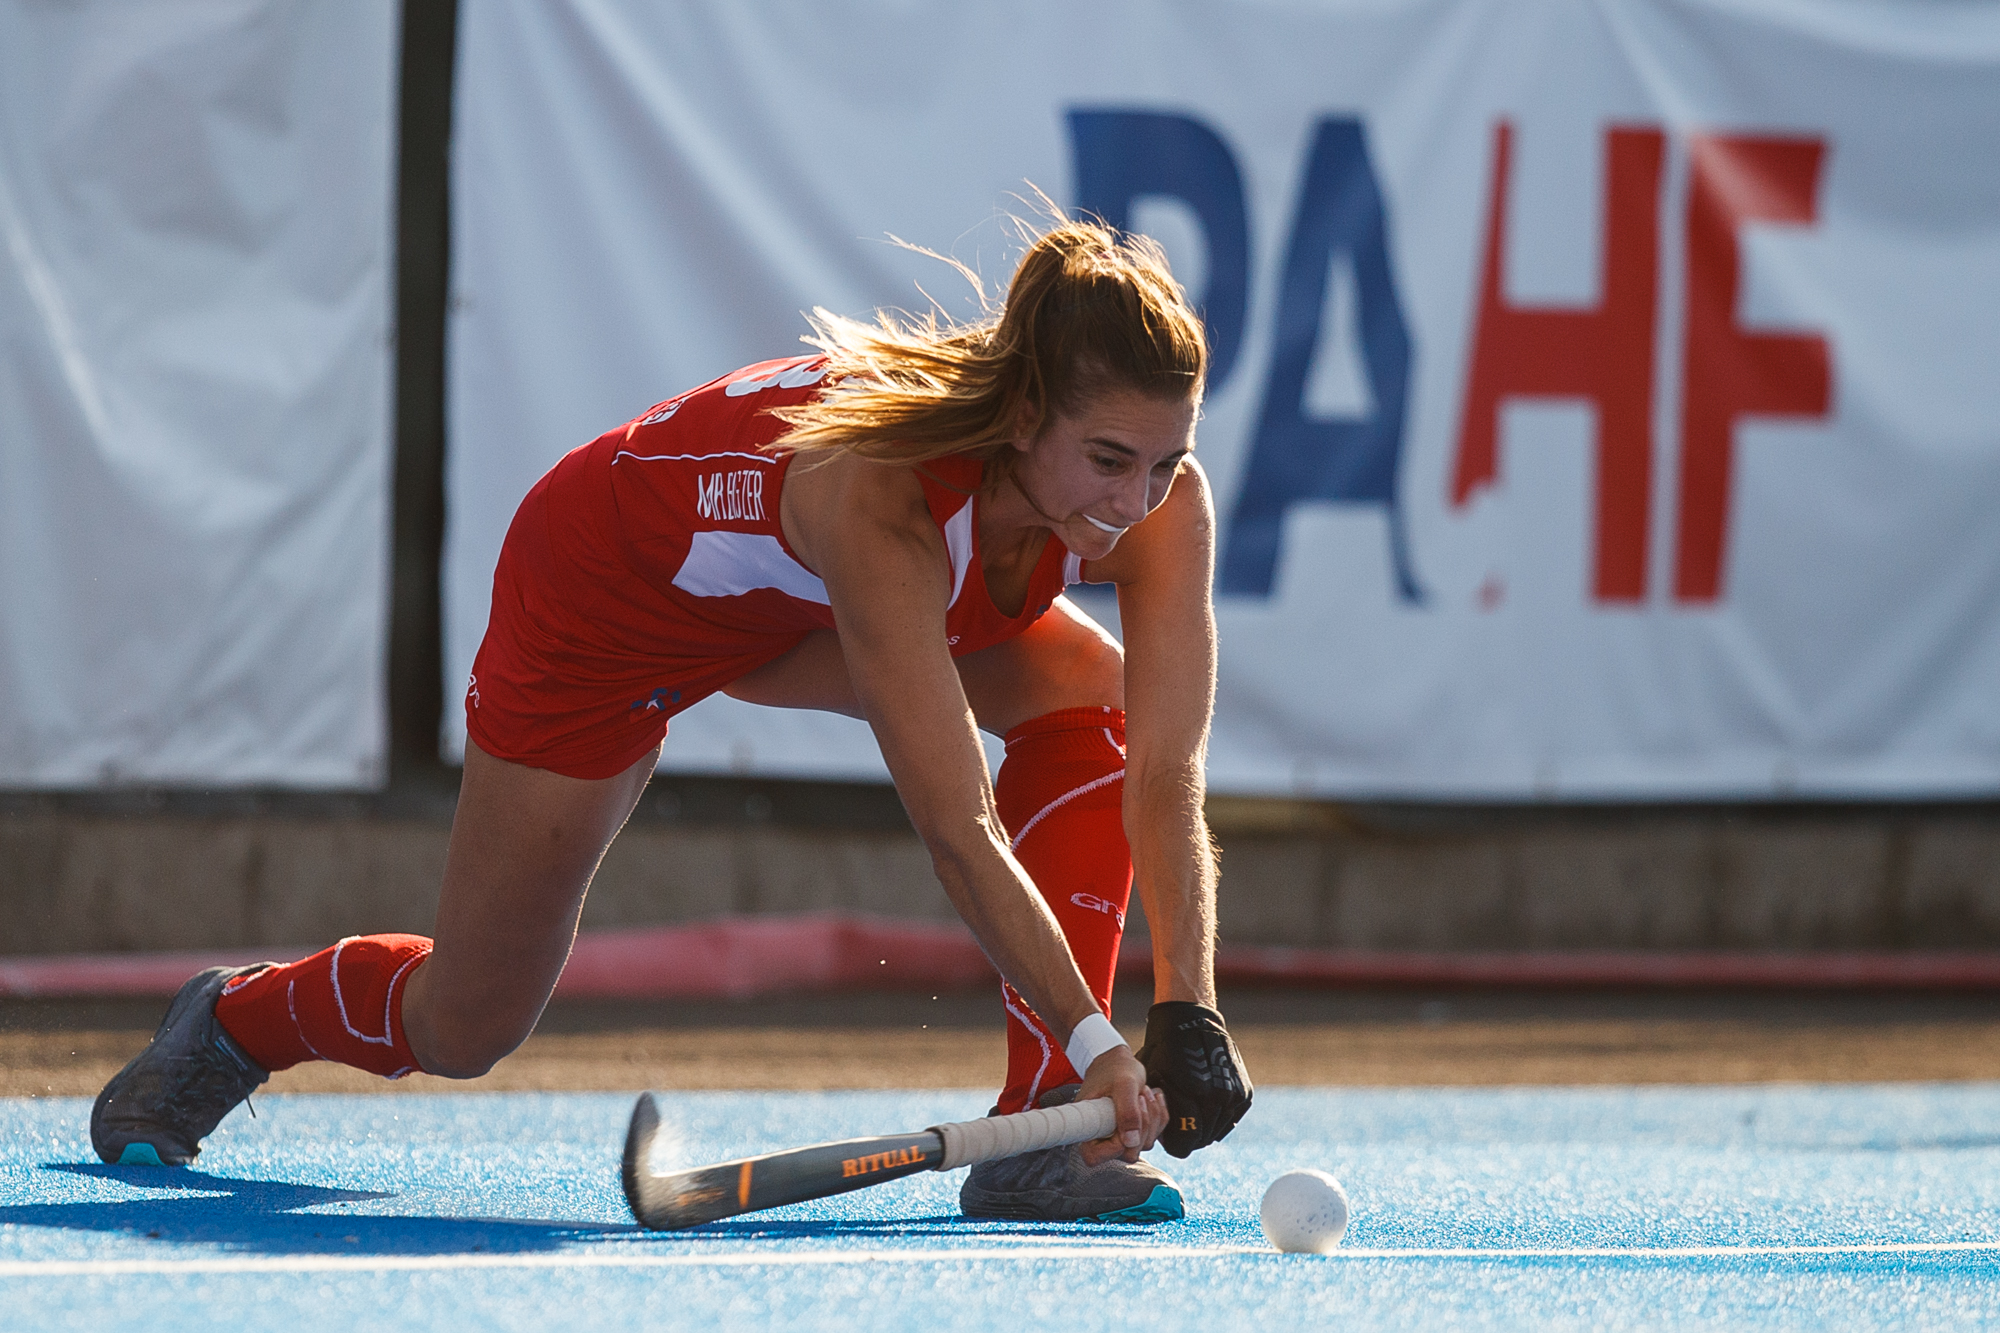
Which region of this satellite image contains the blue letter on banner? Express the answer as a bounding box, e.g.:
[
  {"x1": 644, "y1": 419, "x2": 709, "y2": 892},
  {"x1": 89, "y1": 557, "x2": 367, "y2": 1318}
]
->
[
  {"x1": 1221, "y1": 118, "x2": 1419, "y2": 602},
  {"x1": 1067, "y1": 109, "x2": 1251, "y2": 389}
]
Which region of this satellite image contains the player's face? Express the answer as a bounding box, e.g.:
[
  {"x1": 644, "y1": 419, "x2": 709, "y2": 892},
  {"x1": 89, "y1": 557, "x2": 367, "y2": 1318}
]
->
[{"x1": 1012, "y1": 388, "x2": 1198, "y2": 559}]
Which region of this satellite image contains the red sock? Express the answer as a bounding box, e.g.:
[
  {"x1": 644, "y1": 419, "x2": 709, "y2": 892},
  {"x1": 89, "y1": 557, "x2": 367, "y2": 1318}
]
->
[
  {"x1": 993, "y1": 706, "x2": 1131, "y2": 1114},
  {"x1": 215, "y1": 934, "x2": 432, "y2": 1079}
]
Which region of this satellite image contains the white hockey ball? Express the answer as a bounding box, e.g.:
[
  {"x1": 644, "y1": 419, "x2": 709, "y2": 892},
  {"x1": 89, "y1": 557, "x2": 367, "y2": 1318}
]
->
[{"x1": 1260, "y1": 1168, "x2": 1350, "y2": 1253}]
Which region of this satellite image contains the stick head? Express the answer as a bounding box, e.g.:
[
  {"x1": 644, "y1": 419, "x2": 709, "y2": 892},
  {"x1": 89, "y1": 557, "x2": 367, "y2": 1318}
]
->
[
  {"x1": 621, "y1": 1091, "x2": 668, "y2": 1225},
  {"x1": 622, "y1": 1091, "x2": 760, "y2": 1230},
  {"x1": 620, "y1": 1088, "x2": 700, "y2": 1224}
]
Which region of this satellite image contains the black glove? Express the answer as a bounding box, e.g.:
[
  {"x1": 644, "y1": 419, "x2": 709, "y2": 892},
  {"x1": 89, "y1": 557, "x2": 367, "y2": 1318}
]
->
[{"x1": 1137, "y1": 1001, "x2": 1253, "y2": 1158}]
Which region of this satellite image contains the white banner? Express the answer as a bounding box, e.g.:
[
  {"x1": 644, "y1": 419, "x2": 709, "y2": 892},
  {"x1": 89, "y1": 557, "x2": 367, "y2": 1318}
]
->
[
  {"x1": 447, "y1": 0, "x2": 2000, "y2": 798},
  {"x1": 0, "y1": 0, "x2": 397, "y2": 787}
]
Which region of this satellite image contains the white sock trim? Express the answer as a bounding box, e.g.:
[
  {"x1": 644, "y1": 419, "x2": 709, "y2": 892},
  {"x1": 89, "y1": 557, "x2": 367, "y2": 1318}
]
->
[
  {"x1": 1064, "y1": 1011, "x2": 1126, "y2": 1077},
  {"x1": 1002, "y1": 984, "x2": 1056, "y2": 1108},
  {"x1": 1009, "y1": 769, "x2": 1123, "y2": 851}
]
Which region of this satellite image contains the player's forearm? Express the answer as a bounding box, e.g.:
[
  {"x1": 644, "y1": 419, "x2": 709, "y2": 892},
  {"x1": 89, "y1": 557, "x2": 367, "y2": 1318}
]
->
[
  {"x1": 840, "y1": 602, "x2": 1102, "y2": 1038},
  {"x1": 1126, "y1": 762, "x2": 1219, "y2": 1007},
  {"x1": 926, "y1": 828, "x2": 1103, "y2": 1038}
]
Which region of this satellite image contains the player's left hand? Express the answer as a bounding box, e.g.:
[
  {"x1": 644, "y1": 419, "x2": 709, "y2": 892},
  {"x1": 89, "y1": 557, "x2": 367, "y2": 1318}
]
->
[
  {"x1": 1138, "y1": 1001, "x2": 1253, "y2": 1158},
  {"x1": 1075, "y1": 1046, "x2": 1168, "y2": 1165}
]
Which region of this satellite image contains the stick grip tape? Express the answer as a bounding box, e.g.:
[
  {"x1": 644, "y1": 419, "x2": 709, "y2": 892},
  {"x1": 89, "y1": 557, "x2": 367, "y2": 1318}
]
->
[{"x1": 931, "y1": 1097, "x2": 1119, "y2": 1171}]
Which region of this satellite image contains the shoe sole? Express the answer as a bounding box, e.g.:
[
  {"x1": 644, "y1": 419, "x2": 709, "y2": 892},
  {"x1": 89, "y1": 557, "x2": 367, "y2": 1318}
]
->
[
  {"x1": 962, "y1": 1181, "x2": 1186, "y2": 1225},
  {"x1": 1082, "y1": 1184, "x2": 1184, "y2": 1225}
]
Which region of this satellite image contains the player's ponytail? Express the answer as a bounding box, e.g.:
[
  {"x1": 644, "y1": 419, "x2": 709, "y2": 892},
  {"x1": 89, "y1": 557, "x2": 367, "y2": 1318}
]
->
[{"x1": 771, "y1": 216, "x2": 1206, "y2": 470}]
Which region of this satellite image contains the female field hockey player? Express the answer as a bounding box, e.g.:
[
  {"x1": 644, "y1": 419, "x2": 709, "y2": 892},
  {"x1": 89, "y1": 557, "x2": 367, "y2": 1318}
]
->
[{"x1": 94, "y1": 218, "x2": 1253, "y2": 1222}]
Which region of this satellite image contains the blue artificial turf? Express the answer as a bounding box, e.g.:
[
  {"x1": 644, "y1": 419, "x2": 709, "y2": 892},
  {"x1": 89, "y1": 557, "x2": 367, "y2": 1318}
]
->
[{"x1": 5, "y1": 1084, "x2": 2000, "y2": 1330}]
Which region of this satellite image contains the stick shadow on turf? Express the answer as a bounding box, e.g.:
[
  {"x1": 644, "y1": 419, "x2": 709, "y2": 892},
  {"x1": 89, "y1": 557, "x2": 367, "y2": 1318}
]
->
[
  {"x1": 11, "y1": 1164, "x2": 630, "y2": 1256},
  {"x1": 666, "y1": 1216, "x2": 1145, "y2": 1240}
]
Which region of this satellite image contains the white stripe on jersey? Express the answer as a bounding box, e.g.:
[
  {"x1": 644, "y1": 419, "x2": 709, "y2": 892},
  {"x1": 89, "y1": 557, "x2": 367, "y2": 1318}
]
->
[
  {"x1": 943, "y1": 500, "x2": 974, "y2": 609},
  {"x1": 723, "y1": 359, "x2": 827, "y2": 397},
  {"x1": 612, "y1": 450, "x2": 777, "y2": 466},
  {"x1": 672, "y1": 531, "x2": 829, "y2": 604},
  {"x1": 1062, "y1": 551, "x2": 1083, "y2": 585}
]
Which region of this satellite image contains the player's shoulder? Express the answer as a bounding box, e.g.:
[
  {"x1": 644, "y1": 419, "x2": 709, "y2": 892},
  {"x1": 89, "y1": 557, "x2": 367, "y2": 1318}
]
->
[
  {"x1": 790, "y1": 448, "x2": 931, "y2": 528},
  {"x1": 781, "y1": 449, "x2": 952, "y2": 593}
]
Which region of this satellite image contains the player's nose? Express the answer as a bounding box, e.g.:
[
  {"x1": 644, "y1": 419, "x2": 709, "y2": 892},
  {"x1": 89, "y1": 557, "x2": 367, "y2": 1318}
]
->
[{"x1": 1109, "y1": 474, "x2": 1153, "y2": 525}]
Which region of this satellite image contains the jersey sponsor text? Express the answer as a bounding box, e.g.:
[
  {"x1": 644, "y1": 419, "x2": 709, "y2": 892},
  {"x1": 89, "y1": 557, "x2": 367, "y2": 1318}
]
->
[{"x1": 697, "y1": 469, "x2": 766, "y2": 522}]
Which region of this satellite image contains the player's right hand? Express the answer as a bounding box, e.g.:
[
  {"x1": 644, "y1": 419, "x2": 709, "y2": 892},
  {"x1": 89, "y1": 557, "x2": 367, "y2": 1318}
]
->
[{"x1": 1076, "y1": 1046, "x2": 1167, "y2": 1165}]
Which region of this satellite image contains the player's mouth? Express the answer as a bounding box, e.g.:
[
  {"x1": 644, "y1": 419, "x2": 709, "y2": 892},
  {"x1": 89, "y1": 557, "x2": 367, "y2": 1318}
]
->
[{"x1": 1082, "y1": 514, "x2": 1126, "y2": 535}]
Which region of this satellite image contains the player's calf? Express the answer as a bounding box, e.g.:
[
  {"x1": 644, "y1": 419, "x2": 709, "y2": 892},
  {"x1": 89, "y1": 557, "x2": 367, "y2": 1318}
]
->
[
  {"x1": 213, "y1": 933, "x2": 432, "y2": 1078},
  {"x1": 993, "y1": 706, "x2": 1133, "y2": 1113}
]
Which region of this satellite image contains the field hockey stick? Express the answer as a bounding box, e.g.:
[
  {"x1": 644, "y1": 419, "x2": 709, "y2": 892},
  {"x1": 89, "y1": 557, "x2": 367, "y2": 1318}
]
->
[{"x1": 620, "y1": 1090, "x2": 1119, "y2": 1230}]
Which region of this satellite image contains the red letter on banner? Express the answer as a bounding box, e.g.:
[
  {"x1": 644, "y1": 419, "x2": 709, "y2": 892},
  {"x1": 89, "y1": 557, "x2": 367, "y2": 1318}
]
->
[
  {"x1": 1674, "y1": 135, "x2": 1831, "y2": 603},
  {"x1": 1451, "y1": 122, "x2": 1665, "y2": 602}
]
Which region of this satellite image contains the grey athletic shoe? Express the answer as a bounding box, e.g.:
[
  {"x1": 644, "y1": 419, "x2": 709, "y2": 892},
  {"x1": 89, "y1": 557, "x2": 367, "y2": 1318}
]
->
[
  {"x1": 91, "y1": 964, "x2": 274, "y2": 1166},
  {"x1": 958, "y1": 1084, "x2": 1185, "y2": 1224}
]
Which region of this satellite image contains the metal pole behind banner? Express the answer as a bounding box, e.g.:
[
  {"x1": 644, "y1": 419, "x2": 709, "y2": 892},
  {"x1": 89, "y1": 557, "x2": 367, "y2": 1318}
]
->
[{"x1": 388, "y1": 0, "x2": 458, "y2": 793}]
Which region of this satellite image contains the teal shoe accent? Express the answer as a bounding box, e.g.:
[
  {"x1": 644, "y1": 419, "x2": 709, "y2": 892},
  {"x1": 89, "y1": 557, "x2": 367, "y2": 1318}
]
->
[
  {"x1": 117, "y1": 1143, "x2": 166, "y2": 1166},
  {"x1": 1089, "y1": 1183, "x2": 1184, "y2": 1225}
]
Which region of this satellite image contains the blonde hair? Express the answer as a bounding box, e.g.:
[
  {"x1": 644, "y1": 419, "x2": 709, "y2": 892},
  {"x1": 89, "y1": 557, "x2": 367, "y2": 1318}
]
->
[{"x1": 770, "y1": 217, "x2": 1206, "y2": 470}]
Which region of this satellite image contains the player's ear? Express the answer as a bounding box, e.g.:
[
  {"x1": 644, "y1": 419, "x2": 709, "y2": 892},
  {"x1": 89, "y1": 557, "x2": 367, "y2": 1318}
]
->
[{"x1": 1010, "y1": 395, "x2": 1043, "y2": 451}]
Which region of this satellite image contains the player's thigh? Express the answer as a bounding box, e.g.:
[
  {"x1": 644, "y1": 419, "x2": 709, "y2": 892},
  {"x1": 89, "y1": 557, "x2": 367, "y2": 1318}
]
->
[
  {"x1": 721, "y1": 629, "x2": 863, "y2": 717},
  {"x1": 956, "y1": 595, "x2": 1124, "y2": 736},
  {"x1": 404, "y1": 740, "x2": 660, "y2": 1073},
  {"x1": 717, "y1": 600, "x2": 1124, "y2": 735}
]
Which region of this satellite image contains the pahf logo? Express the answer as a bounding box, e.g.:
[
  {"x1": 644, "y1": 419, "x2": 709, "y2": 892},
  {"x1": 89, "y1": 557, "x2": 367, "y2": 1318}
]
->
[{"x1": 1068, "y1": 111, "x2": 1831, "y2": 606}]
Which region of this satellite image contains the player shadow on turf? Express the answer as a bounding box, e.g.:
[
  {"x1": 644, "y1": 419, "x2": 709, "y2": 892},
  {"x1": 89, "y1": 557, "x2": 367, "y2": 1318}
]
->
[{"x1": 8, "y1": 1164, "x2": 633, "y2": 1256}]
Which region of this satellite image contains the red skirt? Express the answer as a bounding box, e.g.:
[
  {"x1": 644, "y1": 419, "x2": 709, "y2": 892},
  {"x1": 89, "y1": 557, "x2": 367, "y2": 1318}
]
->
[{"x1": 464, "y1": 459, "x2": 804, "y2": 781}]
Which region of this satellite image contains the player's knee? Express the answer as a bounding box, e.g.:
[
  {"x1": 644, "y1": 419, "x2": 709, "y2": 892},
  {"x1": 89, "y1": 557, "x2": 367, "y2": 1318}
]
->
[
  {"x1": 1058, "y1": 626, "x2": 1124, "y2": 704},
  {"x1": 413, "y1": 1016, "x2": 531, "y2": 1080},
  {"x1": 420, "y1": 1040, "x2": 509, "y2": 1081}
]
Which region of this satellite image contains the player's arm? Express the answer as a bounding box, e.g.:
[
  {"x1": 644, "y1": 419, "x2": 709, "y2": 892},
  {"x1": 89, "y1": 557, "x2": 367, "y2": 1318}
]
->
[
  {"x1": 1092, "y1": 458, "x2": 1219, "y2": 1007},
  {"x1": 785, "y1": 455, "x2": 1164, "y2": 1159},
  {"x1": 1090, "y1": 457, "x2": 1253, "y2": 1155}
]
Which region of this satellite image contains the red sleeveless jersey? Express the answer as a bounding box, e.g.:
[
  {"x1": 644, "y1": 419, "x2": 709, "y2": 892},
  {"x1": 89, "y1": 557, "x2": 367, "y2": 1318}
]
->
[{"x1": 466, "y1": 354, "x2": 1089, "y2": 779}]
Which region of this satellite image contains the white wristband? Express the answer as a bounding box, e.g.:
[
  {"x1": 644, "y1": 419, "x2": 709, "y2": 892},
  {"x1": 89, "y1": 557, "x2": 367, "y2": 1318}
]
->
[{"x1": 1065, "y1": 1011, "x2": 1127, "y2": 1076}]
